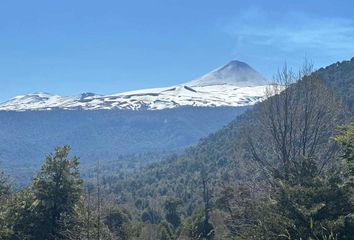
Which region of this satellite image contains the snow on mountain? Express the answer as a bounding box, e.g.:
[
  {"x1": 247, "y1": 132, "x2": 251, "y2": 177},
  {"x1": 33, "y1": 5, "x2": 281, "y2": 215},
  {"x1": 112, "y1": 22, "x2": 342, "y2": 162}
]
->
[
  {"x1": 0, "y1": 61, "x2": 271, "y2": 111},
  {"x1": 186, "y1": 60, "x2": 268, "y2": 87}
]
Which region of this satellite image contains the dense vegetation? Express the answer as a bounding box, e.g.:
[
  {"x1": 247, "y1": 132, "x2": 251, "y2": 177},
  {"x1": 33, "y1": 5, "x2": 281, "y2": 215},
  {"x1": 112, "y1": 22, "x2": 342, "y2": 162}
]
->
[
  {"x1": 0, "y1": 106, "x2": 247, "y2": 186},
  {"x1": 0, "y1": 58, "x2": 353, "y2": 239}
]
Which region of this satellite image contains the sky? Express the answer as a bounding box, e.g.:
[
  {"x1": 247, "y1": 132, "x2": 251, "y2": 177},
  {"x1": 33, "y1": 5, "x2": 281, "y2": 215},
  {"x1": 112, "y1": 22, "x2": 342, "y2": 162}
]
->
[{"x1": 1, "y1": 0, "x2": 354, "y2": 101}]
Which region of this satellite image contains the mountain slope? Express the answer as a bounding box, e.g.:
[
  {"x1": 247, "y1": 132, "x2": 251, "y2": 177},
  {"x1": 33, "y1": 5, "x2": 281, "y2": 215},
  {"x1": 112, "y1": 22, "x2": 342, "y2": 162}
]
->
[
  {"x1": 108, "y1": 57, "x2": 354, "y2": 214},
  {"x1": 186, "y1": 60, "x2": 268, "y2": 87},
  {"x1": 0, "y1": 61, "x2": 269, "y2": 111},
  {"x1": 0, "y1": 107, "x2": 249, "y2": 182},
  {"x1": 0, "y1": 60, "x2": 269, "y2": 186}
]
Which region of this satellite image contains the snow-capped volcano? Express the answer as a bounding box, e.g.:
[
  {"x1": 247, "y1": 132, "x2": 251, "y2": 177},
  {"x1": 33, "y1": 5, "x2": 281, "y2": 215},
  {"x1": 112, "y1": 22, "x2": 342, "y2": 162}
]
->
[
  {"x1": 0, "y1": 61, "x2": 270, "y2": 111},
  {"x1": 186, "y1": 60, "x2": 268, "y2": 87}
]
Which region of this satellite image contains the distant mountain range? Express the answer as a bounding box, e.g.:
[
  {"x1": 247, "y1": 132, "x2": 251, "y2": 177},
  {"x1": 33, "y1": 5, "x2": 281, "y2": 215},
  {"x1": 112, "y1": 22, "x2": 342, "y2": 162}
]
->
[
  {"x1": 0, "y1": 61, "x2": 269, "y2": 111},
  {"x1": 0, "y1": 60, "x2": 270, "y2": 186}
]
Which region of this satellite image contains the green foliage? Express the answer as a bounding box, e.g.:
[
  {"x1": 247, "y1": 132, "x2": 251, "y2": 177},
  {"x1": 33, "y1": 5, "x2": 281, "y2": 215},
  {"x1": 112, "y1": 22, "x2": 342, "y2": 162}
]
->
[
  {"x1": 164, "y1": 198, "x2": 183, "y2": 229},
  {"x1": 88, "y1": 58, "x2": 354, "y2": 239},
  {"x1": 135, "y1": 198, "x2": 150, "y2": 210},
  {"x1": 238, "y1": 124, "x2": 354, "y2": 240},
  {"x1": 188, "y1": 206, "x2": 214, "y2": 240},
  {"x1": 141, "y1": 208, "x2": 161, "y2": 224},
  {"x1": 0, "y1": 146, "x2": 85, "y2": 240},
  {"x1": 0, "y1": 171, "x2": 10, "y2": 200},
  {"x1": 0, "y1": 170, "x2": 11, "y2": 237},
  {"x1": 0, "y1": 107, "x2": 247, "y2": 187},
  {"x1": 1, "y1": 189, "x2": 35, "y2": 239},
  {"x1": 0, "y1": 146, "x2": 130, "y2": 239},
  {"x1": 334, "y1": 122, "x2": 354, "y2": 183},
  {"x1": 159, "y1": 220, "x2": 176, "y2": 240},
  {"x1": 216, "y1": 184, "x2": 260, "y2": 238},
  {"x1": 315, "y1": 57, "x2": 354, "y2": 111},
  {"x1": 29, "y1": 146, "x2": 83, "y2": 239},
  {"x1": 104, "y1": 207, "x2": 132, "y2": 240}
]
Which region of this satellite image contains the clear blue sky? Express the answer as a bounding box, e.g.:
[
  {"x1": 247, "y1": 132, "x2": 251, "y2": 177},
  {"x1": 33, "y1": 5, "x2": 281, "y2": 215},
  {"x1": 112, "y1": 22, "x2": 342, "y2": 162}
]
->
[{"x1": 1, "y1": 0, "x2": 354, "y2": 101}]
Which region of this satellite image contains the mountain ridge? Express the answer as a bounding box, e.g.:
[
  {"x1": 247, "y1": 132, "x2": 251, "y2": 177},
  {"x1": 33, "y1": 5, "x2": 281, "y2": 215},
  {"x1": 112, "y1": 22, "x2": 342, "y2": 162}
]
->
[{"x1": 0, "y1": 60, "x2": 269, "y2": 111}]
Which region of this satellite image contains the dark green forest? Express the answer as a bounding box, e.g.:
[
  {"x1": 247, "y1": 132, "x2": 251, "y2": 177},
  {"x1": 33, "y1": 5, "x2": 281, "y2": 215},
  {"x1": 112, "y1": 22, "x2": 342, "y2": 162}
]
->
[
  {"x1": 1, "y1": 59, "x2": 354, "y2": 239},
  {"x1": 0, "y1": 106, "x2": 247, "y2": 187}
]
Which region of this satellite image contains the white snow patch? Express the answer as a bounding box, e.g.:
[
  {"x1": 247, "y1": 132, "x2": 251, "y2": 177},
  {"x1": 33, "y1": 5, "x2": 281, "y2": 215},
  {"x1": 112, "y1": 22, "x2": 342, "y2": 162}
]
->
[{"x1": 0, "y1": 60, "x2": 273, "y2": 111}]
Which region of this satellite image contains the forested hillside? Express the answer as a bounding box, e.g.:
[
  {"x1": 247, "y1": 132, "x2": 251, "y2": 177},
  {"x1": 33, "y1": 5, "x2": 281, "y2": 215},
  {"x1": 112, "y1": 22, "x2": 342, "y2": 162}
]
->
[
  {"x1": 0, "y1": 59, "x2": 353, "y2": 239},
  {"x1": 105, "y1": 59, "x2": 353, "y2": 205},
  {"x1": 94, "y1": 59, "x2": 354, "y2": 238},
  {"x1": 0, "y1": 106, "x2": 247, "y2": 186},
  {"x1": 315, "y1": 59, "x2": 354, "y2": 111},
  {"x1": 0, "y1": 58, "x2": 269, "y2": 187}
]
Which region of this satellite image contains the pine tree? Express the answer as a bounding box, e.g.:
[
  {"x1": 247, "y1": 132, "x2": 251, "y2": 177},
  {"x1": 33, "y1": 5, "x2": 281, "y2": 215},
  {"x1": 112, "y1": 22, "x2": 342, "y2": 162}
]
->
[
  {"x1": 30, "y1": 146, "x2": 83, "y2": 240},
  {"x1": 3, "y1": 189, "x2": 35, "y2": 239}
]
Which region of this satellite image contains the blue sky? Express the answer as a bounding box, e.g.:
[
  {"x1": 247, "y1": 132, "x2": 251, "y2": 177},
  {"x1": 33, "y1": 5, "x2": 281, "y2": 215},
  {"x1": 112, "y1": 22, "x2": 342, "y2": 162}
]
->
[{"x1": 1, "y1": 0, "x2": 354, "y2": 101}]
